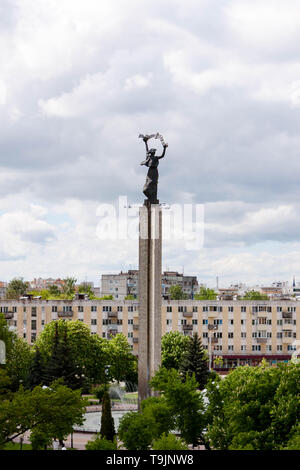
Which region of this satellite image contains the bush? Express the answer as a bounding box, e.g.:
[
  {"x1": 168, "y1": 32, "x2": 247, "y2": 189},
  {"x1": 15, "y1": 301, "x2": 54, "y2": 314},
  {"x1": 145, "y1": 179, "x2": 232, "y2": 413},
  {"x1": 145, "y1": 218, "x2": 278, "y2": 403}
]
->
[
  {"x1": 85, "y1": 435, "x2": 118, "y2": 450},
  {"x1": 152, "y1": 433, "x2": 189, "y2": 450},
  {"x1": 94, "y1": 384, "x2": 108, "y2": 403},
  {"x1": 118, "y1": 411, "x2": 155, "y2": 450}
]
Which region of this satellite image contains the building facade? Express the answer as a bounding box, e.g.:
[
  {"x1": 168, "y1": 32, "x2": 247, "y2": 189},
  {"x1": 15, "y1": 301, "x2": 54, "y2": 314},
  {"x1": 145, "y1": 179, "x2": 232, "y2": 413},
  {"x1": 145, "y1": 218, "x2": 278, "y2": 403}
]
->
[
  {"x1": 1, "y1": 299, "x2": 299, "y2": 371},
  {"x1": 101, "y1": 270, "x2": 198, "y2": 300}
]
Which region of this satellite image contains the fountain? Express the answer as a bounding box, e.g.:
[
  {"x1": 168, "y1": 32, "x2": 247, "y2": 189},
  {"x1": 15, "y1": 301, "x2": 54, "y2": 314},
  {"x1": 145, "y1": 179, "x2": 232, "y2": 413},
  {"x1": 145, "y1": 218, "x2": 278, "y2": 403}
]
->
[{"x1": 75, "y1": 383, "x2": 138, "y2": 433}]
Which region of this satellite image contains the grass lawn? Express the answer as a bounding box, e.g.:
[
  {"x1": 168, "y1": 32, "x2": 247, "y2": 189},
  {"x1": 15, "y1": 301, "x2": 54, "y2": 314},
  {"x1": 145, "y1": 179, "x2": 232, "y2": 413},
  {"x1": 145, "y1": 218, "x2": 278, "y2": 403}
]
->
[{"x1": 3, "y1": 442, "x2": 32, "y2": 450}]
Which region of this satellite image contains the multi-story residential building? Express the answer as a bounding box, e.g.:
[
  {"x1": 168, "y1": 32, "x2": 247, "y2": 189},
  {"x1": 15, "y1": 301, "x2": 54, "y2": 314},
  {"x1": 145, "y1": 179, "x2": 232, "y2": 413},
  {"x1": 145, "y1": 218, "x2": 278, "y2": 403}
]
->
[
  {"x1": 0, "y1": 282, "x2": 7, "y2": 300},
  {"x1": 1, "y1": 299, "x2": 299, "y2": 372},
  {"x1": 101, "y1": 271, "x2": 198, "y2": 300}
]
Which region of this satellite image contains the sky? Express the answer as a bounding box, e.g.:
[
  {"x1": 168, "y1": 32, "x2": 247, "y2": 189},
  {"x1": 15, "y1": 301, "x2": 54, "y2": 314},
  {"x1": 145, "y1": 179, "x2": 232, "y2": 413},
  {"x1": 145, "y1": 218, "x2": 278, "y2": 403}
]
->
[{"x1": 1, "y1": 0, "x2": 300, "y2": 287}]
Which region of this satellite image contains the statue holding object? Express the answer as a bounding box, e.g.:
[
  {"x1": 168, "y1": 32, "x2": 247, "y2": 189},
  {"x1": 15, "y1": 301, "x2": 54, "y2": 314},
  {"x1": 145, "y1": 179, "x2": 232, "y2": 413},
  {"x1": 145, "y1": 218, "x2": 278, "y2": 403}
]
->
[{"x1": 139, "y1": 133, "x2": 168, "y2": 205}]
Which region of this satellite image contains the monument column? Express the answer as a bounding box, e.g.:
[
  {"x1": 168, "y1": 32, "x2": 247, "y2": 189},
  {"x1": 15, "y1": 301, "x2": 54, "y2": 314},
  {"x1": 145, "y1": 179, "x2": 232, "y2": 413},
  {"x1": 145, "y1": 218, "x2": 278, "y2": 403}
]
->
[{"x1": 138, "y1": 202, "x2": 162, "y2": 406}]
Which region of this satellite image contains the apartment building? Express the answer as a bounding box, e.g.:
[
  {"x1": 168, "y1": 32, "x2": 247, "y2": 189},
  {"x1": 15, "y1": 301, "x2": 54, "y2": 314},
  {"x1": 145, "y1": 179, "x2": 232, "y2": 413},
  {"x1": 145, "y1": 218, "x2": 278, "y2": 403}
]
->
[
  {"x1": 1, "y1": 299, "x2": 298, "y2": 371},
  {"x1": 101, "y1": 270, "x2": 198, "y2": 300}
]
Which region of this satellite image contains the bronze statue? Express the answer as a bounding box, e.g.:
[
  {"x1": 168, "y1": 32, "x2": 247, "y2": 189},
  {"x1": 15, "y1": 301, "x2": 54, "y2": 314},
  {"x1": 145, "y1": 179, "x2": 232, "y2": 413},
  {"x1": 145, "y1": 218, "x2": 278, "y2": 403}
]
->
[{"x1": 139, "y1": 133, "x2": 168, "y2": 204}]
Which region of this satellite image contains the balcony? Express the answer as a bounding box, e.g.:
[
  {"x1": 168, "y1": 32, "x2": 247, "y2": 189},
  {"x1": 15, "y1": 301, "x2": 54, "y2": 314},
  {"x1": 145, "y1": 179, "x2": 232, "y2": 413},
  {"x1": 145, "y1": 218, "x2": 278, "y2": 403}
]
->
[
  {"x1": 133, "y1": 338, "x2": 139, "y2": 343},
  {"x1": 107, "y1": 329, "x2": 118, "y2": 337},
  {"x1": 133, "y1": 324, "x2": 139, "y2": 331},
  {"x1": 108, "y1": 311, "x2": 118, "y2": 318},
  {"x1": 58, "y1": 310, "x2": 73, "y2": 318},
  {"x1": 282, "y1": 311, "x2": 292, "y2": 319},
  {"x1": 183, "y1": 311, "x2": 193, "y2": 317},
  {"x1": 256, "y1": 337, "x2": 267, "y2": 343},
  {"x1": 4, "y1": 312, "x2": 14, "y2": 320},
  {"x1": 211, "y1": 337, "x2": 218, "y2": 344},
  {"x1": 208, "y1": 324, "x2": 218, "y2": 331},
  {"x1": 183, "y1": 324, "x2": 193, "y2": 330}
]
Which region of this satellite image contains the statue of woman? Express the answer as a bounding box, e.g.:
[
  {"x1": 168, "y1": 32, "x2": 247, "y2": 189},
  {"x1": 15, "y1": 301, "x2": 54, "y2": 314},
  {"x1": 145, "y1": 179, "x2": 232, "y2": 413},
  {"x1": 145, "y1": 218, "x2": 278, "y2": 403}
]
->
[{"x1": 140, "y1": 134, "x2": 168, "y2": 204}]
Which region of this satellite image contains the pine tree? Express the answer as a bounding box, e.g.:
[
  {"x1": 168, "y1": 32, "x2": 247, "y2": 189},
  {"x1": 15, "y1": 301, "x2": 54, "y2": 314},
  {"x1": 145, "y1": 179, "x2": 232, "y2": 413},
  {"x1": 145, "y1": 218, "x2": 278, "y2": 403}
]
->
[
  {"x1": 44, "y1": 321, "x2": 85, "y2": 390},
  {"x1": 28, "y1": 346, "x2": 46, "y2": 389},
  {"x1": 179, "y1": 333, "x2": 209, "y2": 390},
  {"x1": 100, "y1": 391, "x2": 116, "y2": 441}
]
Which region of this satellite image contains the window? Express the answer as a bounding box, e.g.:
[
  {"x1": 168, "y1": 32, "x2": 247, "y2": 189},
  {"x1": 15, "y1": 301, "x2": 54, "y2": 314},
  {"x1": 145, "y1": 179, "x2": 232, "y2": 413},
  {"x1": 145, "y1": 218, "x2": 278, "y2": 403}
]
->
[
  {"x1": 52, "y1": 306, "x2": 57, "y2": 312},
  {"x1": 241, "y1": 345, "x2": 246, "y2": 351},
  {"x1": 31, "y1": 333, "x2": 36, "y2": 343},
  {"x1": 12, "y1": 306, "x2": 17, "y2": 313},
  {"x1": 103, "y1": 319, "x2": 108, "y2": 325},
  {"x1": 277, "y1": 332, "x2": 282, "y2": 338},
  {"x1": 128, "y1": 306, "x2": 134, "y2": 312},
  {"x1": 117, "y1": 306, "x2": 123, "y2": 312},
  {"x1": 203, "y1": 306, "x2": 208, "y2": 312},
  {"x1": 192, "y1": 319, "x2": 198, "y2": 325},
  {"x1": 117, "y1": 319, "x2": 123, "y2": 325},
  {"x1": 229, "y1": 319, "x2": 234, "y2": 325},
  {"x1": 252, "y1": 345, "x2": 261, "y2": 351},
  {"x1": 277, "y1": 306, "x2": 282, "y2": 312},
  {"x1": 193, "y1": 306, "x2": 198, "y2": 312},
  {"x1": 31, "y1": 307, "x2": 37, "y2": 317},
  {"x1": 228, "y1": 332, "x2": 234, "y2": 338},
  {"x1": 128, "y1": 332, "x2": 133, "y2": 338},
  {"x1": 228, "y1": 306, "x2": 234, "y2": 312},
  {"x1": 241, "y1": 319, "x2": 245, "y2": 325},
  {"x1": 103, "y1": 306, "x2": 112, "y2": 312},
  {"x1": 31, "y1": 320, "x2": 37, "y2": 330},
  {"x1": 178, "y1": 306, "x2": 187, "y2": 313},
  {"x1": 202, "y1": 319, "x2": 208, "y2": 325},
  {"x1": 91, "y1": 319, "x2": 97, "y2": 325},
  {"x1": 167, "y1": 306, "x2": 172, "y2": 312},
  {"x1": 277, "y1": 319, "x2": 282, "y2": 325},
  {"x1": 277, "y1": 345, "x2": 282, "y2": 351},
  {"x1": 228, "y1": 345, "x2": 234, "y2": 351},
  {"x1": 214, "y1": 319, "x2": 222, "y2": 325},
  {"x1": 91, "y1": 306, "x2": 97, "y2": 312},
  {"x1": 203, "y1": 332, "x2": 208, "y2": 338},
  {"x1": 241, "y1": 306, "x2": 246, "y2": 312},
  {"x1": 128, "y1": 319, "x2": 133, "y2": 325},
  {"x1": 166, "y1": 319, "x2": 172, "y2": 325},
  {"x1": 241, "y1": 332, "x2": 246, "y2": 338}
]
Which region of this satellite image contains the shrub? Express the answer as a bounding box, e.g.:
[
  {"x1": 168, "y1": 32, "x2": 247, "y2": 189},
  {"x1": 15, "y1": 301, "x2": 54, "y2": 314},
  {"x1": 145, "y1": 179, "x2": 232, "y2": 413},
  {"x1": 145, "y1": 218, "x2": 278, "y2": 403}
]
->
[
  {"x1": 152, "y1": 433, "x2": 189, "y2": 450},
  {"x1": 85, "y1": 435, "x2": 118, "y2": 450}
]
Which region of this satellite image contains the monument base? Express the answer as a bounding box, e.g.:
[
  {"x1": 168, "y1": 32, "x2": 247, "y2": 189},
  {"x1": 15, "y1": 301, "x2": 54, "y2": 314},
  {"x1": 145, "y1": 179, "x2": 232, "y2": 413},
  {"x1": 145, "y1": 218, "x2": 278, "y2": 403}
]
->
[{"x1": 138, "y1": 203, "x2": 162, "y2": 407}]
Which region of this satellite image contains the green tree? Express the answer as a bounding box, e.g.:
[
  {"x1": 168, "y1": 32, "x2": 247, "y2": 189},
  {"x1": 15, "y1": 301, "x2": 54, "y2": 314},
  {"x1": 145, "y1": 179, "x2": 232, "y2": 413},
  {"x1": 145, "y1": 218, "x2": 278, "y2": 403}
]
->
[
  {"x1": 35, "y1": 319, "x2": 109, "y2": 385},
  {"x1": 0, "y1": 314, "x2": 32, "y2": 391},
  {"x1": 179, "y1": 333, "x2": 210, "y2": 390},
  {"x1": 106, "y1": 334, "x2": 137, "y2": 383},
  {"x1": 118, "y1": 411, "x2": 155, "y2": 450},
  {"x1": 62, "y1": 277, "x2": 77, "y2": 298},
  {"x1": 100, "y1": 391, "x2": 116, "y2": 441},
  {"x1": 141, "y1": 396, "x2": 175, "y2": 438},
  {"x1": 152, "y1": 432, "x2": 189, "y2": 450},
  {"x1": 205, "y1": 362, "x2": 300, "y2": 450},
  {"x1": 6, "y1": 278, "x2": 28, "y2": 300},
  {"x1": 85, "y1": 435, "x2": 118, "y2": 450},
  {"x1": 161, "y1": 331, "x2": 190, "y2": 370},
  {"x1": 43, "y1": 322, "x2": 86, "y2": 390},
  {"x1": 48, "y1": 285, "x2": 61, "y2": 297},
  {"x1": 0, "y1": 380, "x2": 87, "y2": 448},
  {"x1": 169, "y1": 285, "x2": 187, "y2": 300},
  {"x1": 194, "y1": 287, "x2": 217, "y2": 300},
  {"x1": 242, "y1": 290, "x2": 269, "y2": 300},
  {"x1": 27, "y1": 346, "x2": 46, "y2": 389},
  {"x1": 150, "y1": 367, "x2": 209, "y2": 448}
]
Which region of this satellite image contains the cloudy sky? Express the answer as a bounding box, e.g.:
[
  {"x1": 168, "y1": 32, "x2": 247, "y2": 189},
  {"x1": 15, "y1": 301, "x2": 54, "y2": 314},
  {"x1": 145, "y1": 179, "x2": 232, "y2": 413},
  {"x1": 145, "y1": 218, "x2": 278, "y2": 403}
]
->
[{"x1": 1, "y1": 0, "x2": 300, "y2": 287}]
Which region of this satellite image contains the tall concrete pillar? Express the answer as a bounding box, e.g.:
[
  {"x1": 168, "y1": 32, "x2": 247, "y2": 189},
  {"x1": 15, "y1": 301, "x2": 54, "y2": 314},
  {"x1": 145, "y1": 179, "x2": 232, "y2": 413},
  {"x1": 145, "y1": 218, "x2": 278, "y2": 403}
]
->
[{"x1": 138, "y1": 202, "x2": 162, "y2": 407}]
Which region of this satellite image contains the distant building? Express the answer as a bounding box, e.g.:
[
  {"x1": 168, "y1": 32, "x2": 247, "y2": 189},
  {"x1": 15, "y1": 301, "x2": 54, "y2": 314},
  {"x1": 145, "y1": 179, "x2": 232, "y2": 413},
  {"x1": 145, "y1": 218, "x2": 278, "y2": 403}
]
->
[
  {"x1": 0, "y1": 282, "x2": 7, "y2": 300},
  {"x1": 29, "y1": 278, "x2": 66, "y2": 291},
  {"x1": 101, "y1": 270, "x2": 198, "y2": 300}
]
